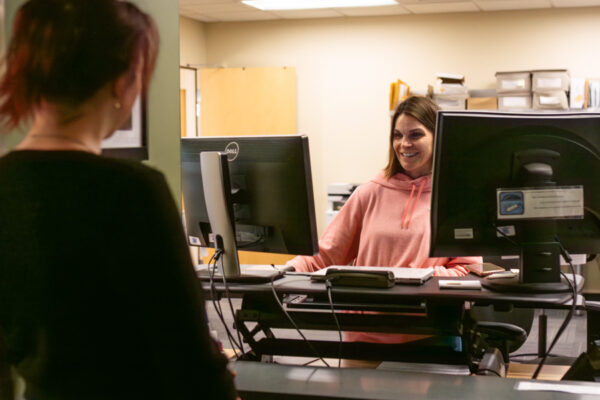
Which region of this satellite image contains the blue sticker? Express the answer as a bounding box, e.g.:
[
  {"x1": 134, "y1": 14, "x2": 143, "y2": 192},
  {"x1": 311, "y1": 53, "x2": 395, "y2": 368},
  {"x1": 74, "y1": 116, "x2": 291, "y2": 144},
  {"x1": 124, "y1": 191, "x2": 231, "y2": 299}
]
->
[
  {"x1": 499, "y1": 192, "x2": 524, "y2": 215},
  {"x1": 189, "y1": 236, "x2": 201, "y2": 245}
]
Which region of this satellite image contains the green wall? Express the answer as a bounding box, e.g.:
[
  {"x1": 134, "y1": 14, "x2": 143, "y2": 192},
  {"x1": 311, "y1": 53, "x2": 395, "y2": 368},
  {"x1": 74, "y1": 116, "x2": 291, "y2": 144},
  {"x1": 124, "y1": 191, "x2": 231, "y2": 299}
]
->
[{"x1": 3, "y1": 0, "x2": 182, "y2": 205}]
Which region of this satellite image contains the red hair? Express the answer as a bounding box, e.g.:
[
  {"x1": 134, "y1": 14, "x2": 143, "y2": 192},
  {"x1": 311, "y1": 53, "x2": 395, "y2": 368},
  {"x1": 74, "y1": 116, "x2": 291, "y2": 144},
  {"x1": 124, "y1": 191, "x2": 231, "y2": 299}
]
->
[{"x1": 0, "y1": 0, "x2": 159, "y2": 130}]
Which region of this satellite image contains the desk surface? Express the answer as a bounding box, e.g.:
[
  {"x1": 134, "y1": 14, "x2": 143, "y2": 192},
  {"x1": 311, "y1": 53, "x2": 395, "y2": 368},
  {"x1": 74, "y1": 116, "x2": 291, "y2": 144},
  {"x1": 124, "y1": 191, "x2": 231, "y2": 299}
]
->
[
  {"x1": 233, "y1": 361, "x2": 599, "y2": 400},
  {"x1": 205, "y1": 274, "x2": 580, "y2": 309}
]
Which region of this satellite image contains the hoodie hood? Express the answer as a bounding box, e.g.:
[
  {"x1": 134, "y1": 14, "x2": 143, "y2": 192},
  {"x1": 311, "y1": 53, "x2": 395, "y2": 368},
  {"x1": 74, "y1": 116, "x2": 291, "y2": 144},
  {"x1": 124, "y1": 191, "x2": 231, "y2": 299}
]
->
[
  {"x1": 370, "y1": 171, "x2": 432, "y2": 192},
  {"x1": 371, "y1": 171, "x2": 431, "y2": 229}
]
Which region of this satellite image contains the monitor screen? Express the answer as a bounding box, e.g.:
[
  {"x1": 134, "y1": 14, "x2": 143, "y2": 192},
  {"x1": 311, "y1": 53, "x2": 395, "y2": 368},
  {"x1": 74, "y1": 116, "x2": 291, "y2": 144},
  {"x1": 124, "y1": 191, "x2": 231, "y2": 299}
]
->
[
  {"x1": 430, "y1": 111, "x2": 600, "y2": 292},
  {"x1": 181, "y1": 135, "x2": 318, "y2": 257}
]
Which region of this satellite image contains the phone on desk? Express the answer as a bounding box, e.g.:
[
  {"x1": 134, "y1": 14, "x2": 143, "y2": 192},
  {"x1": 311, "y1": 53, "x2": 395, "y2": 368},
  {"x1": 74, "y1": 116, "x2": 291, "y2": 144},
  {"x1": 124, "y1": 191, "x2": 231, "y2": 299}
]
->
[{"x1": 465, "y1": 262, "x2": 505, "y2": 277}]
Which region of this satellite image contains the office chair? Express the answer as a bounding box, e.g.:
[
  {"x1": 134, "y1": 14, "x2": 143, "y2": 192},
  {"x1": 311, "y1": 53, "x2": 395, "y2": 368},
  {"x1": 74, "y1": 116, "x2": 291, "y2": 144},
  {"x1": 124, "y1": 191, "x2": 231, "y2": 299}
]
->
[{"x1": 465, "y1": 304, "x2": 534, "y2": 377}]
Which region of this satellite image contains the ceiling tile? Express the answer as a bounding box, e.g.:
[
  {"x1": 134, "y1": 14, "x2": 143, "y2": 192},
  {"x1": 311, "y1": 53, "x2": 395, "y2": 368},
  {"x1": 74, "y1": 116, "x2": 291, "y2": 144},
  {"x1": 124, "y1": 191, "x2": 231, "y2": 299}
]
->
[
  {"x1": 179, "y1": 0, "x2": 600, "y2": 21},
  {"x1": 180, "y1": 0, "x2": 238, "y2": 4},
  {"x1": 270, "y1": 9, "x2": 343, "y2": 19},
  {"x1": 186, "y1": 13, "x2": 220, "y2": 22},
  {"x1": 180, "y1": 6, "x2": 196, "y2": 14},
  {"x1": 552, "y1": 0, "x2": 600, "y2": 6},
  {"x1": 403, "y1": 1, "x2": 479, "y2": 13},
  {"x1": 186, "y1": 2, "x2": 253, "y2": 13},
  {"x1": 204, "y1": 10, "x2": 279, "y2": 21},
  {"x1": 476, "y1": 0, "x2": 551, "y2": 11},
  {"x1": 395, "y1": 0, "x2": 467, "y2": 3},
  {"x1": 337, "y1": 5, "x2": 410, "y2": 15}
]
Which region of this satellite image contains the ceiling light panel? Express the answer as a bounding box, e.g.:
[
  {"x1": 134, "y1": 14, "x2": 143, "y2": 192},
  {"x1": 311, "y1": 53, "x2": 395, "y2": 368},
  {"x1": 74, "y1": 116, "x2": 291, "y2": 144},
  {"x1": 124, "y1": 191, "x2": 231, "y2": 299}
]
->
[
  {"x1": 271, "y1": 9, "x2": 344, "y2": 18},
  {"x1": 403, "y1": 1, "x2": 479, "y2": 13},
  {"x1": 242, "y1": 0, "x2": 399, "y2": 11},
  {"x1": 476, "y1": 0, "x2": 550, "y2": 11},
  {"x1": 338, "y1": 4, "x2": 410, "y2": 15}
]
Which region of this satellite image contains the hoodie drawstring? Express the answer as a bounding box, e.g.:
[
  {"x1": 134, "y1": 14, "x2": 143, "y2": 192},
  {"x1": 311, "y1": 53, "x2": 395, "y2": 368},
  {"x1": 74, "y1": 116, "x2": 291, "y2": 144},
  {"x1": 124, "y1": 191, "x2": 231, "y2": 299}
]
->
[
  {"x1": 401, "y1": 179, "x2": 426, "y2": 229},
  {"x1": 400, "y1": 183, "x2": 415, "y2": 229}
]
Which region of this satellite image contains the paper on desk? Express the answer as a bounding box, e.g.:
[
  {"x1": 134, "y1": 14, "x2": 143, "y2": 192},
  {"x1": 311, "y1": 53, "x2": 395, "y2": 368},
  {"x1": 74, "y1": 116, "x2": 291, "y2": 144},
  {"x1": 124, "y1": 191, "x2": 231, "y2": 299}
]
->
[
  {"x1": 515, "y1": 381, "x2": 600, "y2": 395},
  {"x1": 438, "y1": 280, "x2": 481, "y2": 290}
]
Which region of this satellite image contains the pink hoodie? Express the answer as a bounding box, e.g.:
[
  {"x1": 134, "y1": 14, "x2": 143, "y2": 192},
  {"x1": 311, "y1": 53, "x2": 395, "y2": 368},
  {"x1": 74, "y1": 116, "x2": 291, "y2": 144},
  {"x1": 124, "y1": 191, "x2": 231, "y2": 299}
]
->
[{"x1": 289, "y1": 171, "x2": 482, "y2": 343}]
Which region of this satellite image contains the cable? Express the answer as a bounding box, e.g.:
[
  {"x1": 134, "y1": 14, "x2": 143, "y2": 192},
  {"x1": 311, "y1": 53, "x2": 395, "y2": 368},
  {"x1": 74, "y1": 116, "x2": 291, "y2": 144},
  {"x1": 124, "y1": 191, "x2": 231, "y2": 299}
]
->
[
  {"x1": 207, "y1": 250, "x2": 244, "y2": 358},
  {"x1": 209, "y1": 251, "x2": 241, "y2": 357},
  {"x1": 207, "y1": 251, "x2": 237, "y2": 356},
  {"x1": 215, "y1": 250, "x2": 246, "y2": 357},
  {"x1": 236, "y1": 234, "x2": 265, "y2": 249},
  {"x1": 325, "y1": 279, "x2": 343, "y2": 368},
  {"x1": 268, "y1": 273, "x2": 331, "y2": 367},
  {"x1": 531, "y1": 239, "x2": 578, "y2": 379},
  {"x1": 493, "y1": 224, "x2": 520, "y2": 248},
  {"x1": 476, "y1": 368, "x2": 503, "y2": 377},
  {"x1": 510, "y1": 352, "x2": 569, "y2": 360},
  {"x1": 302, "y1": 358, "x2": 320, "y2": 366},
  {"x1": 492, "y1": 224, "x2": 579, "y2": 377}
]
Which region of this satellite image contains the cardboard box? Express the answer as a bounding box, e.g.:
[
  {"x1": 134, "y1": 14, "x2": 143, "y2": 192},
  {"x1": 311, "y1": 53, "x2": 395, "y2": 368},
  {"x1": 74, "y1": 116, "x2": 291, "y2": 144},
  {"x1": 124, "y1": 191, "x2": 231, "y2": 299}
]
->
[
  {"x1": 533, "y1": 91, "x2": 569, "y2": 110},
  {"x1": 495, "y1": 71, "x2": 531, "y2": 94},
  {"x1": 433, "y1": 94, "x2": 467, "y2": 110},
  {"x1": 532, "y1": 69, "x2": 569, "y2": 92},
  {"x1": 498, "y1": 94, "x2": 532, "y2": 110},
  {"x1": 467, "y1": 97, "x2": 498, "y2": 110}
]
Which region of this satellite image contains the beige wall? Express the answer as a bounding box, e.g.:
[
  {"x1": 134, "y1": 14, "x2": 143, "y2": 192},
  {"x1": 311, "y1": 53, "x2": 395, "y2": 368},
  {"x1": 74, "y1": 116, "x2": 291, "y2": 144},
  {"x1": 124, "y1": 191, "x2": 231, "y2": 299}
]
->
[
  {"x1": 180, "y1": 7, "x2": 600, "y2": 235},
  {"x1": 180, "y1": 16, "x2": 207, "y2": 68}
]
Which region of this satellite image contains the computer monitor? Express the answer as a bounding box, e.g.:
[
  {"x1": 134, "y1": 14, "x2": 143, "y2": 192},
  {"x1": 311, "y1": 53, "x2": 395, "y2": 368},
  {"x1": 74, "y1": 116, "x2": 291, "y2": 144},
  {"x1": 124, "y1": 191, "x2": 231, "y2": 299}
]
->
[
  {"x1": 430, "y1": 111, "x2": 600, "y2": 293},
  {"x1": 181, "y1": 135, "x2": 319, "y2": 280}
]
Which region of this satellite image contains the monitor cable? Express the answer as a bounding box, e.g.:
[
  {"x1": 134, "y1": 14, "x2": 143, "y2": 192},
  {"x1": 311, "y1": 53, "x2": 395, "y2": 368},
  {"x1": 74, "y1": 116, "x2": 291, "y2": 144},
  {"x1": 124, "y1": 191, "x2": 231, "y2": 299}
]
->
[
  {"x1": 207, "y1": 250, "x2": 245, "y2": 359},
  {"x1": 208, "y1": 250, "x2": 242, "y2": 358},
  {"x1": 493, "y1": 224, "x2": 520, "y2": 248},
  {"x1": 268, "y1": 265, "x2": 331, "y2": 367},
  {"x1": 214, "y1": 250, "x2": 246, "y2": 358},
  {"x1": 236, "y1": 234, "x2": 265, "y2": 250},
  {"x1": 509, "y1": 352, "x2": 570, "y2": 361},
  {"x1": 493, "y1": 224, "x2": 578, "y2": 368},
  {"x1": 531, "y1": 239, "x2": 578, "y2": 379},
  {"x1": 325, "y1": 279, "x2": 343, "y2": 368}
]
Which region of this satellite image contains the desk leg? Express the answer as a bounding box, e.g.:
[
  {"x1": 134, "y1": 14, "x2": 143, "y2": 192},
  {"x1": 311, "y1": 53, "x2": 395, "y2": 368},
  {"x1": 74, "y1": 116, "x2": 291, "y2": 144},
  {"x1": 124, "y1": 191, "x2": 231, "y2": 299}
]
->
[
  {"x1": 587, "y1": 304, "x2": 600, "y2": 345},
  {"x1": 538, "y1": 313, "x2": 547, "y2": 358},
  {"x1": 235, "y1": 312, "x2": 264, "y2": 362}
]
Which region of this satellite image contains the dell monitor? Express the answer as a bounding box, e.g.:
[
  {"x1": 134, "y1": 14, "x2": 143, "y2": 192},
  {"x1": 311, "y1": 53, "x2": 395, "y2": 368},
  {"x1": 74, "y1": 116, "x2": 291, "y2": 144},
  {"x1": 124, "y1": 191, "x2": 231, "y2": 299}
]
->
[
  {"x1": 430, "y1": 111, "x2": 600, "y2": 293},
  {"x1": 181, "y1": 135, "x2": 319, "y2": 281}
]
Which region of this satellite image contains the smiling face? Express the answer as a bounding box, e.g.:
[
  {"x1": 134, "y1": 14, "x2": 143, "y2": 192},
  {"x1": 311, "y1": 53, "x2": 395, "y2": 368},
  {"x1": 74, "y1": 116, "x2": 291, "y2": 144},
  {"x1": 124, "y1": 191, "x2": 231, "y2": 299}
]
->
[{"x1": 393, "y1": 113, "x2": 434, "y2": 179}]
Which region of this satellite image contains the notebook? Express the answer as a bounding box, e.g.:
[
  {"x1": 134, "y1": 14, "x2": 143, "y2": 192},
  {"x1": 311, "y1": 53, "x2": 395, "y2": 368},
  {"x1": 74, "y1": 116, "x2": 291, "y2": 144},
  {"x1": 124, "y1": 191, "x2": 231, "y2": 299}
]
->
[{"x1": 310, "y1": 266, "x2": 434, "y2": 285}]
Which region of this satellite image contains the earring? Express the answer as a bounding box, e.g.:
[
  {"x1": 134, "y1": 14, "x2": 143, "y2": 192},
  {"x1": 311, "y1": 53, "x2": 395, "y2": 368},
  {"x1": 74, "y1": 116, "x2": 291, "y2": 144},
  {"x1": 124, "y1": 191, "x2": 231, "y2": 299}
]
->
[{"x1": 114, "y1": 101, "x2": 121, "y2": 110}]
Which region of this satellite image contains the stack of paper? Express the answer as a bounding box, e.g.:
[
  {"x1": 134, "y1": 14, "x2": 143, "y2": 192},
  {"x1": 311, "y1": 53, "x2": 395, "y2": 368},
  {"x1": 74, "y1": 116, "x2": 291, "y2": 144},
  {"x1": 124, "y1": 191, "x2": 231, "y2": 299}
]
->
[{"x1": 431, "y1": 73, "x2": 468, "y2": 110}]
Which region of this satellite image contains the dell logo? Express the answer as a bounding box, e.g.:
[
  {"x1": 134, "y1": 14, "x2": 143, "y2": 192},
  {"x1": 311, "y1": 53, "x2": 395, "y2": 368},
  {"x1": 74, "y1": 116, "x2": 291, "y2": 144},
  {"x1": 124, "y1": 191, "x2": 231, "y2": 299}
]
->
[{"x1": 224, "y1": 142, "x2": 240, "y2": 162}]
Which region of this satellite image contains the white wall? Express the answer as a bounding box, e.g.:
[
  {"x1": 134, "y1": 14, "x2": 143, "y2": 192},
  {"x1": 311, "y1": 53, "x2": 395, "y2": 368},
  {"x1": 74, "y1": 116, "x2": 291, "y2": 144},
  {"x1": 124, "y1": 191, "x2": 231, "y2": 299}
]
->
[{"x1": 182, "y1": 7, "x2": 600, "y2": 235}]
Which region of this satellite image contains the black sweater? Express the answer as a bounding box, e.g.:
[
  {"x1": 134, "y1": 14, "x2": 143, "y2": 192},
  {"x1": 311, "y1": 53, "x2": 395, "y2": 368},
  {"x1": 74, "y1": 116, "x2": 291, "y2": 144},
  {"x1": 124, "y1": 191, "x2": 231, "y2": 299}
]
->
[{"x1": 0, "y1": 150, "x2": 236, "y2": 400}]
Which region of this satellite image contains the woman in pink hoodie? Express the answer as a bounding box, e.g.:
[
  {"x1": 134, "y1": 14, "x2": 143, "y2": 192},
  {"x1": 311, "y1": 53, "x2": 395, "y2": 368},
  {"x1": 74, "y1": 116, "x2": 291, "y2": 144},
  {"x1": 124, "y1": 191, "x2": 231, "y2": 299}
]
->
[{"x1": 289, "y1": 96, "x2": 481, "y2": 345}]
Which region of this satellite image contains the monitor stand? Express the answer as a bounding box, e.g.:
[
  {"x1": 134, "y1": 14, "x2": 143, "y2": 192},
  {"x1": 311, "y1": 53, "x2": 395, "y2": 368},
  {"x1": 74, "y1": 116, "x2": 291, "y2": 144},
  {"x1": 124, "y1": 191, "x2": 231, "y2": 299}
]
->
[
  {"x1": 482, "y1": 242, "x2": 573, "y2": 294},
  {"x1": 197, "y1": 266, "x2": 285, "y2": 284},
  {"x1": 200, "y1": 151, "x2": 284, "y2": 284},
  {"x1": 482, "y1": 275, "x2": 572, "y2": 294}
]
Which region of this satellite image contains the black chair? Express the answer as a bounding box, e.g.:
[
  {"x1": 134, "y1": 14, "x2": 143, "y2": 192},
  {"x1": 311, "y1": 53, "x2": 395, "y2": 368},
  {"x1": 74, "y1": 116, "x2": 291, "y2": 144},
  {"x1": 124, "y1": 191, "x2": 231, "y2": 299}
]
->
[{"x1": 467, "y1": 305, "x2": 534, "y2": 377}]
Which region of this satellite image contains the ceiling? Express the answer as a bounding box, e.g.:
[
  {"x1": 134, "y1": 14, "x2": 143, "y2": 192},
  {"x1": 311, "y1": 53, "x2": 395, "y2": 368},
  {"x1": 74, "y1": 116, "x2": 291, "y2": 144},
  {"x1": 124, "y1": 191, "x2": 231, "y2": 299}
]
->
[{"x1": 179, "y1": 0, "x2": 600, "y2": 22}]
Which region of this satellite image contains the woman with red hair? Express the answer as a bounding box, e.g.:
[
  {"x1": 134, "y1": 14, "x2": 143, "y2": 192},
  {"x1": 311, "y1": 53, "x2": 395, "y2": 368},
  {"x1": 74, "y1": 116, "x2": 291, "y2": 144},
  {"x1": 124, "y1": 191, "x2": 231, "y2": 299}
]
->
[{"x1": 0, "y1": 1, "x2": 236, "y2": 399}]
